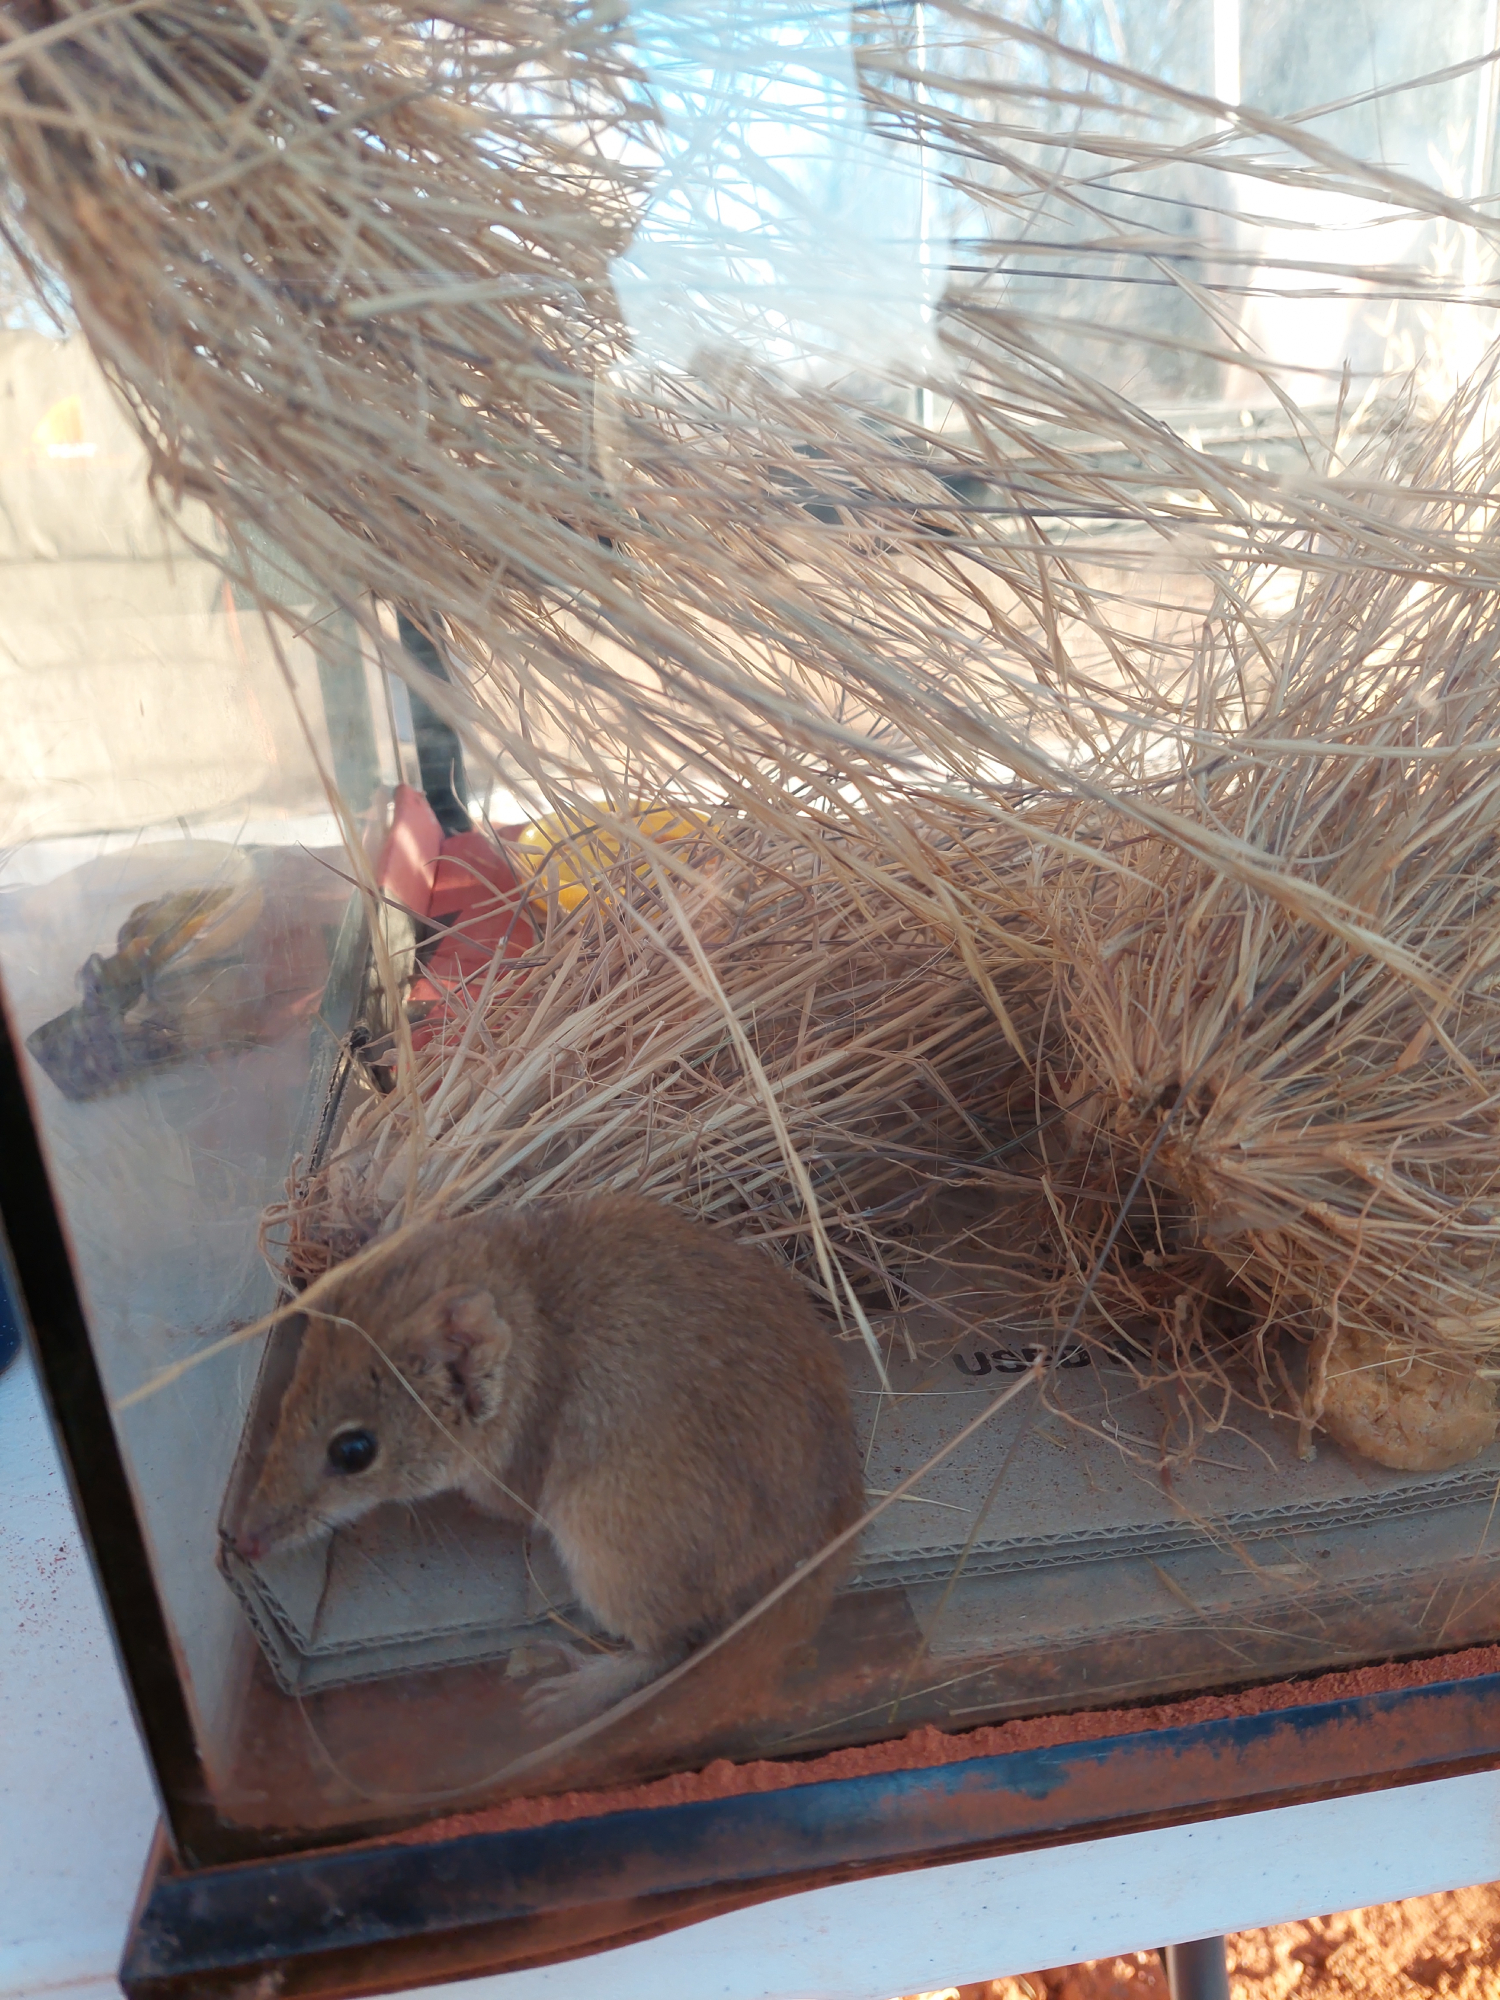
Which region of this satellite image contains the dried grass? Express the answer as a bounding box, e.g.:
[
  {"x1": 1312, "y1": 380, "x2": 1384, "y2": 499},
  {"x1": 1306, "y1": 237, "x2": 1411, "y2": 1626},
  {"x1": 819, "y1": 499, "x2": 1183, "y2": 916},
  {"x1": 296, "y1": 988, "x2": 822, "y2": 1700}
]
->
[
  {"x1": 263, "y1": 796, "x2": 1055, "y2": 1369},
  {"x1": 9, "y1": 0, "x2": 1500, "y2": 1462},
  {"x1": 5, "y1": 0, "x2": 1497, "y2": 811},
  {"x1": 1031, "y1": 420, "x2": 1500, "y2": 1457},
  {"x1": 268, "y1": 383, "x2": 1500, "y2": 1464}
]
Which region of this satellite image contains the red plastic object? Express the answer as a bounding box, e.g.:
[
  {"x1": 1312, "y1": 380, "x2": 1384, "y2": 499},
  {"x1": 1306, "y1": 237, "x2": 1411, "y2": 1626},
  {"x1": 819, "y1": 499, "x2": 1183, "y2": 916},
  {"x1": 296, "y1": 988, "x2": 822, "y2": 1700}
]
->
[
  {"x1": 374, "y1": 783, "x2": 443, "y2": 921},
  {"x1": 408, "y1": 828, "x2": 535, "y2": 1048},
  {"x1": 373, "y1": 794, "x2": 532, "y2": 1050},
  {"x1": 425, "y1": 832, "x2": 535, "y2": 985}
]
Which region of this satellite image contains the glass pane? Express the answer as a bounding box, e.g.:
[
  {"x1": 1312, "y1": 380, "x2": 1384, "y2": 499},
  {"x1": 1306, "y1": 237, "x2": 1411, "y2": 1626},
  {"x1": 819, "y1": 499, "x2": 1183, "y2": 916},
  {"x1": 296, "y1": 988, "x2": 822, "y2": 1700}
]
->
[
  {"x1": 0, "y1": 328, "x2": 396, "y2": 1799},
  {"x1": 2, "y1": 0, "x2": 1498, "y2": 1858}
]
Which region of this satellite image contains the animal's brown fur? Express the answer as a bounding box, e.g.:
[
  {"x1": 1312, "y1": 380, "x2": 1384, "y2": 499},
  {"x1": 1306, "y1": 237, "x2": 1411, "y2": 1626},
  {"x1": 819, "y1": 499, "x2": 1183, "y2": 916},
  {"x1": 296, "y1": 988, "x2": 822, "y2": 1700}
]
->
[{"x1": 235, "y1": 1196, "x2": 865, "y2": 1745}]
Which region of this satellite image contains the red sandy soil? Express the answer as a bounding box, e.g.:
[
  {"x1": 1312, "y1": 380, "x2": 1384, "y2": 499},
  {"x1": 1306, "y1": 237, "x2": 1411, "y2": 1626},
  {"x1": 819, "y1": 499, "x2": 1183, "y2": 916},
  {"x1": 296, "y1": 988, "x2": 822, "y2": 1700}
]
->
[
  {"x1": 906, "y1": 1887, "x2": 1500, "y2": 2000},
  {"x1": 395, "y1": 1645, "x2": 1500, "y2": 1844}
]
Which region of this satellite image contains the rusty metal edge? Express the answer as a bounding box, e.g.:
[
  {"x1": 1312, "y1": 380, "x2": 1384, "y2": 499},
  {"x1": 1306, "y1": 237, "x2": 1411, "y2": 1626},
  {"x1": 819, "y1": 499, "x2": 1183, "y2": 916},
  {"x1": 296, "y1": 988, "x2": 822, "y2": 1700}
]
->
[{"x1": 120, "y1": 1667, "x2": 1500, "y2": 2000}]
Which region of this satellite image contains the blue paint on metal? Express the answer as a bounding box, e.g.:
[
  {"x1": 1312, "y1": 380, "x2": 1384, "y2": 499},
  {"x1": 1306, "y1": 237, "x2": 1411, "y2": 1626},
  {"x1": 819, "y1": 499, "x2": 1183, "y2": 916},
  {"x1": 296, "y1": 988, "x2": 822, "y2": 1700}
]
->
[{"x1": 129, "y1": 1670, "x2": 1500, "y2": 1978}]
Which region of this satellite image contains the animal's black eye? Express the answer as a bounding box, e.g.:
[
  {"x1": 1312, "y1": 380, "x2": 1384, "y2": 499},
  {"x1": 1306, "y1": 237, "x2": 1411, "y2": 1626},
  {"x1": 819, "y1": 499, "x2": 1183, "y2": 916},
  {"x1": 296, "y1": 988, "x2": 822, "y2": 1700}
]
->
[{"x1": 327, "y1": 1428, "x2": 378, "y2": 1475}]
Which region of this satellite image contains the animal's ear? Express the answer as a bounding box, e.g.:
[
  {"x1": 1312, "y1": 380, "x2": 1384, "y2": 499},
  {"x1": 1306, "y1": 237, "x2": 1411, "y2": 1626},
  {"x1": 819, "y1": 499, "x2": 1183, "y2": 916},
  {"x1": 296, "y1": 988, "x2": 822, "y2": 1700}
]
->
[{"x1": 432, "y1": 1288, "x2": 512, "y2": 1424}]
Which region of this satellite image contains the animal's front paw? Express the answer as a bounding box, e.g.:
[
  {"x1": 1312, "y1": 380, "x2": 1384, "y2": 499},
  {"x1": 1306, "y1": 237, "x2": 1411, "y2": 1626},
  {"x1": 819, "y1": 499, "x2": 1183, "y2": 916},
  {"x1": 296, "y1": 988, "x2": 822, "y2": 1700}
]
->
[
  {"x1": 520, "y1": 1648, "x2": 657, "y2": 1733},
  {"x1": 505, "y1": 1639, "x2": 587, "y2": 1681},
  {"x1": 520, "y1": 1671, "x2": 595, "y2": 1732}
]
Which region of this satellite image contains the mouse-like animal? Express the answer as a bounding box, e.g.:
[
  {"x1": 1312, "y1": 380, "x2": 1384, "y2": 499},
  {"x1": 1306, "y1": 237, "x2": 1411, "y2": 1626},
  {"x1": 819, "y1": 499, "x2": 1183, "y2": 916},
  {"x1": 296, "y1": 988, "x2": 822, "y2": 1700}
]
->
[{"x1": 234, "y1": 1195, "x2": 865, "y2": 1732}]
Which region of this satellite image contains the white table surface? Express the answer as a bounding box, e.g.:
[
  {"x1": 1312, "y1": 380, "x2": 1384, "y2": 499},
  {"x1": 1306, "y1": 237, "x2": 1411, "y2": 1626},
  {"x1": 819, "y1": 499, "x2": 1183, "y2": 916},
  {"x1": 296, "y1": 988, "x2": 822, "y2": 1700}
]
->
[{"x1": 7, "y1": 1344, "x2": 1500, "y2": 2000}]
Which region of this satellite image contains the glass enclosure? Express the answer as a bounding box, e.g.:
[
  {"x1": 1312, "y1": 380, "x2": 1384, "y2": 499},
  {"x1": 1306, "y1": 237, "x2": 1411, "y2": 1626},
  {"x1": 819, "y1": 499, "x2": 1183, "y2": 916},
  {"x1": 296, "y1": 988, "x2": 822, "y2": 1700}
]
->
[{"x1": 3, "y1": 0, "x2": 1500, "y2": 1861}]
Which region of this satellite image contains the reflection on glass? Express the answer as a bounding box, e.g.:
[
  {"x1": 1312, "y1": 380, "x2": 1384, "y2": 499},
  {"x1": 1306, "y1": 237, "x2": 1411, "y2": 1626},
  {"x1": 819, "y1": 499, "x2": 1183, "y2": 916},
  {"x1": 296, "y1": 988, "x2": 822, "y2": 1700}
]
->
[
  {"x1": 3, "y1": 0, "x2": 1500, "y2": 1860},
  {"x1": 0, "y1": 326, "x2": 390, "y2": 1786}
]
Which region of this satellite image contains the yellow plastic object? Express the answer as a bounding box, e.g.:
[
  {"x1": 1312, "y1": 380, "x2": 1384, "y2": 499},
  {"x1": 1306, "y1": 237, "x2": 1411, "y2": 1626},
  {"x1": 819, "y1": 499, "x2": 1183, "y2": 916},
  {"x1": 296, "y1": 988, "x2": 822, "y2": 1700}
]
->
[
  {"x1": 516, "y1": 807, "x2": 707, "y2": 913},
  {"x1": 32, "y1": 393, "x2": 94, "y2": 458}
]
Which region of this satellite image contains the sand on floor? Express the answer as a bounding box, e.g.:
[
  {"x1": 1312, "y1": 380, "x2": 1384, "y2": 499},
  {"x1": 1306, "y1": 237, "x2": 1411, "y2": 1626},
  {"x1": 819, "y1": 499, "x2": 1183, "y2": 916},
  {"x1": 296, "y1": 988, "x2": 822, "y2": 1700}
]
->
[{"x1": 902, "y1": 1885, "x2": 1500, "y2": 2000}]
